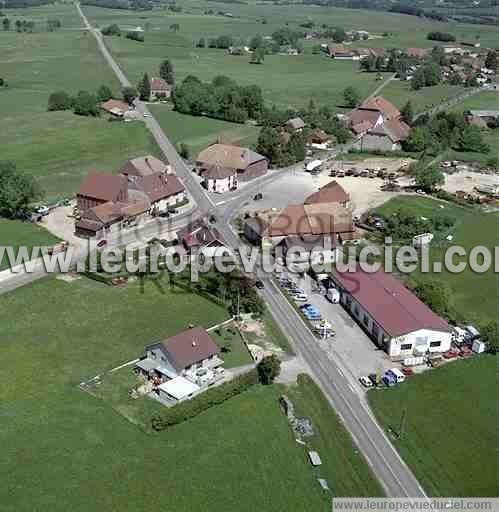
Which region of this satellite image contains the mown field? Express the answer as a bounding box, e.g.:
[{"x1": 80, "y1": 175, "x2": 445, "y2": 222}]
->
[
  {"x1": 369, "y1": 356, "x2": 496, "y2": 497},
  {"x1": 0, "y1": 5, "x2": 160, "y2": 202},
  {"x1": 0, "y1": 219, "x2": 60, "y2": 270},
  {"x1": 374, "y1": 196, "x2": 499, "y2": 325},
  {"x1": 451, "y1": 91, "x2": 499, "y2": 113},
  {"x1": 0, "y1": 276, "x2": 380, "y2": 511},
  {"x1": 149, "y1": 107, "x2": 260, "y2": 156}
]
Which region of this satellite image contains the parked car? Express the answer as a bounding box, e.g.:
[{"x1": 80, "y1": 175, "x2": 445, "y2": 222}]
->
[
  {"x1": 382, "y1": 372, "x2": 397, "y2": 387},
  {"x1": 368, "y1": 374, "x2": 379, "y2": 386},
  {"x1": 443, "y1": 349, "x2": 459, "y2": 359},
  {"x1": 293, "y1": 294, "x2": 308, "y2": 302},
  {"x1": 253, "y1": 193, "x2": 263, "y2": 201},
  {"x1": 459, "y1": 346, "x2": 473, "y2": 358},
  {"x1": 359, "y1": 375, "x2": 373, "y2": 388},
  {"x1": 35, "y1": 205, "x2": 50, "y2": 216},
  {"x1": 255, "y1": 280, "x2": 264, "y2": 289},
  {"x1": 97, "y1": 239, "x2": 107, "y2": 248},
  {"x1": 401, "y1": 367, "x2": 414, "y2": 377}
]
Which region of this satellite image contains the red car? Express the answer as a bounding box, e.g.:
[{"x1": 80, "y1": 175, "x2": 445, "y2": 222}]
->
[
  {"x1": 97, "y1": 239, "x2": 107, "y2": 248},
  {"x1": 443, "y1": 349, "x2": 459, "y2": 359},
  {"x1": 402, "y1": 367, "x2": 414, "y2": 377},
  {"x1": 459, "y1": 346, "x2": 473, "y2": 357}
]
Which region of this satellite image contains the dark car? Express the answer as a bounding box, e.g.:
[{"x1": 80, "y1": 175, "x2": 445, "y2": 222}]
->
[
  {"x1": 255, "y1": 280, "x2": 264, "y2": 289},
  {"x1": 253, "y1": 193, "x2": 263, "y2": 201},
  {"x1": 97, "y1": 239, "x2": 107, "y2": 248}
]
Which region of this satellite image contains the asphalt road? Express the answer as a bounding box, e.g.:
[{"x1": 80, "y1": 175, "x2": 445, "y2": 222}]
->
[{"x1": 13, "y1": 5, "x2": 428, "y2": 498}]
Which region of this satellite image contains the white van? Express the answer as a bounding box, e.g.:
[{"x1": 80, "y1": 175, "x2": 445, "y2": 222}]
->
[
  {"x1": 293, "y1": 293, "x2": 308, "y2": 302},
  {"x1": 389, "y1": 368, "x2": 406, "y2": 383},
  {"x1": 326, "y1": 288, "x2": 340, "y2": 303}
]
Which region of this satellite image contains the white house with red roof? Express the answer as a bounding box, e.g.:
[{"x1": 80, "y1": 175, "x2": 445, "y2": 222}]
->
[
  {"x1": 149, "y1": 77, "x2": 172, "y2": 101},
  {"x1": 331, "y1": 266, "x2": 452, "y2": 358}
]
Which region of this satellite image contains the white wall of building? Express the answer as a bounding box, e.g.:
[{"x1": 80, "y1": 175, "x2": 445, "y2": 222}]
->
[{"x1": 204, "y1": 176, "x2": 237, "y2": 193}]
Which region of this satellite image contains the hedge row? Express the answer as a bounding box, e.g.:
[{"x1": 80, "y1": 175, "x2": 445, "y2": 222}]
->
[{"x1": 151, "y1": 369, "x2": 258, "y2": 431}]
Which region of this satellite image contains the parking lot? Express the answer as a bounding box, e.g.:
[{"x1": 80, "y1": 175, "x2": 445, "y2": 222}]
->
[{"x1": 275, "y1": 270, "x2": 395, "y2": 393}]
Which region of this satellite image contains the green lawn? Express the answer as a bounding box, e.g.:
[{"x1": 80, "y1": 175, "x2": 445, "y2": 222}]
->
[
  {"x1": 0, "y1": 6, "x2": 161, "y2": 202},
  {"x1": 209, "y1": 321, "x2": 254, "y2": 368},
  {"x1": 0, "y1": 219, "x2": 60, "y2": 270},
  {"x1": 149, "y1": 107, "x2": 260, "y2": 156},
  {"x1": 0, "y1": 275, "x2": 379, "y2": 511},
  {"x1": 286, "y1": 374, "x2": 385, "y2": 497},
  {"x1": 368, "y1": 356, "x2": 496, "y2": 497},
  {"x1": 374, "y1": 196, "x2": 499, "y2": 325}
]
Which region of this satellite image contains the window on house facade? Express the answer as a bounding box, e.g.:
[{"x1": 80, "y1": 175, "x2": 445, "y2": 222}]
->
[
  {"x1": 430, "y1": 341, "x2": 441, "y2": 347},
  {"x1": 401, "y1": 343, "x2": 412, "y2": 351},
  {"x1": 372, "y1": 324, "x2": 379, "y2": 339}
]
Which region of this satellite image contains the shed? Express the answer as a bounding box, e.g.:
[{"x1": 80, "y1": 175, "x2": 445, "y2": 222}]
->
[{"x1": 308, "y1": 451, "x2": 322, "y2": 466}]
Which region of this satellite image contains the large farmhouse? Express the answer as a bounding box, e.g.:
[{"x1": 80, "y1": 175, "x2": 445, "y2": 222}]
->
[
  {"x1": 331, "y1": 266, "x2": 452, "y2": 358},
  {"x1": 75, "y1": 156, "x2": 185, "y2": 238},
  {"x1": 196, "y1": 143, "x2": 268, "y2": 182},
  {"x1": 348, "y1": 96, "x2": 410, "y2": 151}
]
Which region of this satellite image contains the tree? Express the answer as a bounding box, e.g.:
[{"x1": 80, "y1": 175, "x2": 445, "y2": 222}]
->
[
  {"x1": 400, "y1": 100, "x2": 414, "y2": 125},
  {"x1": 96, "y1": 85, "x2": 113, "y2": 102},
  {"x1": 15, "y1": 19, "x2": 21, "y2": 32},
  {"x1": 138, "y1": 73, "x2": 151, "y2": 101},
  {"x1": 375, "y1": 55, "x2": 385, "y2": 71},
  {"x1": 47, "y1": 18, "x2": 61, "y2": 32},
  {"x1": 332, "y1": 27, "x2": 346, "y2": 43},
  {"x1": 249, "y1": 34, "x2": 263, "y2": 50},
  {"x1": 179, "y1": 143, "x2": 190, "y2": 160},
  {"x1": 480, "y1": 320, "x2": 498, "y2": 352},
  {"x1": 0, "y1": 161, "x2": 42, "y2": 218},
  {"x1": 411, "y1": 280, "x2": 454, "y2": 320},
  {"x1": 73, "y1": 90, "x2": 100, "y2": 117},
  {"x1": 159, "y1": 59, "x2": 175, "y2": 85},
  {"x1": 250, "y1": 47, "x2": 265, "y2": 64},
  {"x1": 47, "y1": 91, "x2": 72, "y2": 112},
  {"x1": 427, "y1": 31, "x2": 455, "y2": 42},
  {"x1": 196, "y1": 37, "x2": 205, "y2": 48},
  {"x1": 455, "y1": 125, "x2": 489, "y2": 153},
  {"x1": 126, "y1": 31, "x2": 144, "y2": 42},
  {"x1": 343, "y1": 86, "x2": 360, "y2": 108},
  {"x1": 287, "y1": 131, "x2": 306, "y2": 163},
  {"x1": 256, "y1": 126, "x2": 283, "y2": 165},
  {"x1": 485, "y1": 50, "x2": 498, "y2": 72},
  {"x1": 3, "y1": 18, "x2": 10, "y2": 31},
  {"x1": 414, "y1": 165, "x2": 444, "y2": 192},
  {"x1": 101, "y1": 23, "x2": 121, "y2": 36},
  {"x1": 170, "y1": 23, "x2": 180, "y2": 33},
  {"x1": 257, "y1": 355, "x2": 281, "y2": 385},
  {"x1": 122, "y1": 86, "x2": 137, "y2": 104}
]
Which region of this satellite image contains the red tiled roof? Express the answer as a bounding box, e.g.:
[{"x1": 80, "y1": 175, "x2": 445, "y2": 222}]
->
[
  {"x1": 121, "y1": 156, "x2": 169, "y2": 176},
  {"x1": 349, "y1": 109, "x2": 381, "y2": 130},
  {"x1": 361, "y1": 96, "x2": 401, "y2": 120},
  {"x1": 202, "y1": 163, "x2": 236, "y2": 180},
  {"x1": 384, "y1": 118, "x2": 411, "y2": 142},
  {"x1": 332, "y1": 266, "x2": 451, "y2": 337},
  {"x1": 100, "y1": 99, "x2": 129, "y2": 114},
  {"x1": 154, "y1": 327, "x2": 220, "y2": 371},
  {"x1": 305, "y1": 180, "x2": 350, "y2": 205},
  {"x1": 150, "y1": 77, "x2": 170, "y2": 91},
  {"x1": 78, "y1": 172, "x2": 127, "y2": 203}
]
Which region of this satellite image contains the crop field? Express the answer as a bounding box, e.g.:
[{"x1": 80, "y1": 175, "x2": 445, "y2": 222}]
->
[
  {"x1": 369, "y1": 356, "x2": 496, "y2": 497},
  {"x1": 0, "y1": 5, "x2": 160, "y2": 203},
  {"x1": 374, "y1": 196, "x2": 499, "y2": 325},
  {"x1": 148, "y1": 107, "x2": 260, "y2": 155},
  {"x1": 0, "y1": 275, "x2": 380, "y2": 511},
  {"x1": 451, "y1": 91, "x2": 499, "y2": 113}
]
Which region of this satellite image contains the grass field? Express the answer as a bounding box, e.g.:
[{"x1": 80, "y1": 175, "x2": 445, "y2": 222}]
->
[
  {"x1": 286, "y1": 374, "x2": 385, "y2": 497},
  {"x1": 82, "y1": 1, "x2": 499, "y2": 50},
  {"x1": 0, "y1": 5, "x2": 161, "y2": 202},
  {"x1": 0, "y1": 275, "x2": 380, "y2": 510},
  {"x1": 209, "y1": 321, "x2": 254, "y2": 368},
  {"x1": 0, "y1": 219, "x2": 60, "y2": 270},
  {"x1": 381, "y1": 81, "x2": 466, "y2": 113},
  {"x1": 100, "y1": 30, "x2": 387, "y2": 110},
  {"x1": 373, "y1": 196, "x2": 499, "y2": 325},
  {"x1": 451, "y1": 91, "x2": 499, "y2": 113},
  {"x1": 368, "y1": 356, "x2": 496, "y2": 497},
  {"x1": 149, "y1": 107, "x2": 260, "y2": 155}
]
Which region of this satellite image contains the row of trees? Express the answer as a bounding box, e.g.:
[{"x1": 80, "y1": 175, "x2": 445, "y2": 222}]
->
[
  {"x1": 47, "y1": 85, "x2": 114, "y2": 116},
  {"x1": 427, "y1": 31, "x2": 456, "y2": 42},
  {"x1": 172, "y1": 75, "x2": 264, "y2": 123},
  {"x1": 2, "y1": 18, "x2": 35, "y2": 32},
  {"x1": 404, "y1": 111, "x2": 490, "y2": 156},
  {"x1": 256, "y1": 127, "x2": 306, "y2": 167}
]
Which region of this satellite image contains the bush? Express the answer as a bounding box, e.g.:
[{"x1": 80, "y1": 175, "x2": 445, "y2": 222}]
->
[
  {"x1": 151, "y1": 369, "x2": 258, "y2": 431},
  {"x1": 126, "y1": 30, "x2": 144, "y2": 42},
  {"x1": 47, "y1": 91, "x2": 72, "y2": 111}
]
